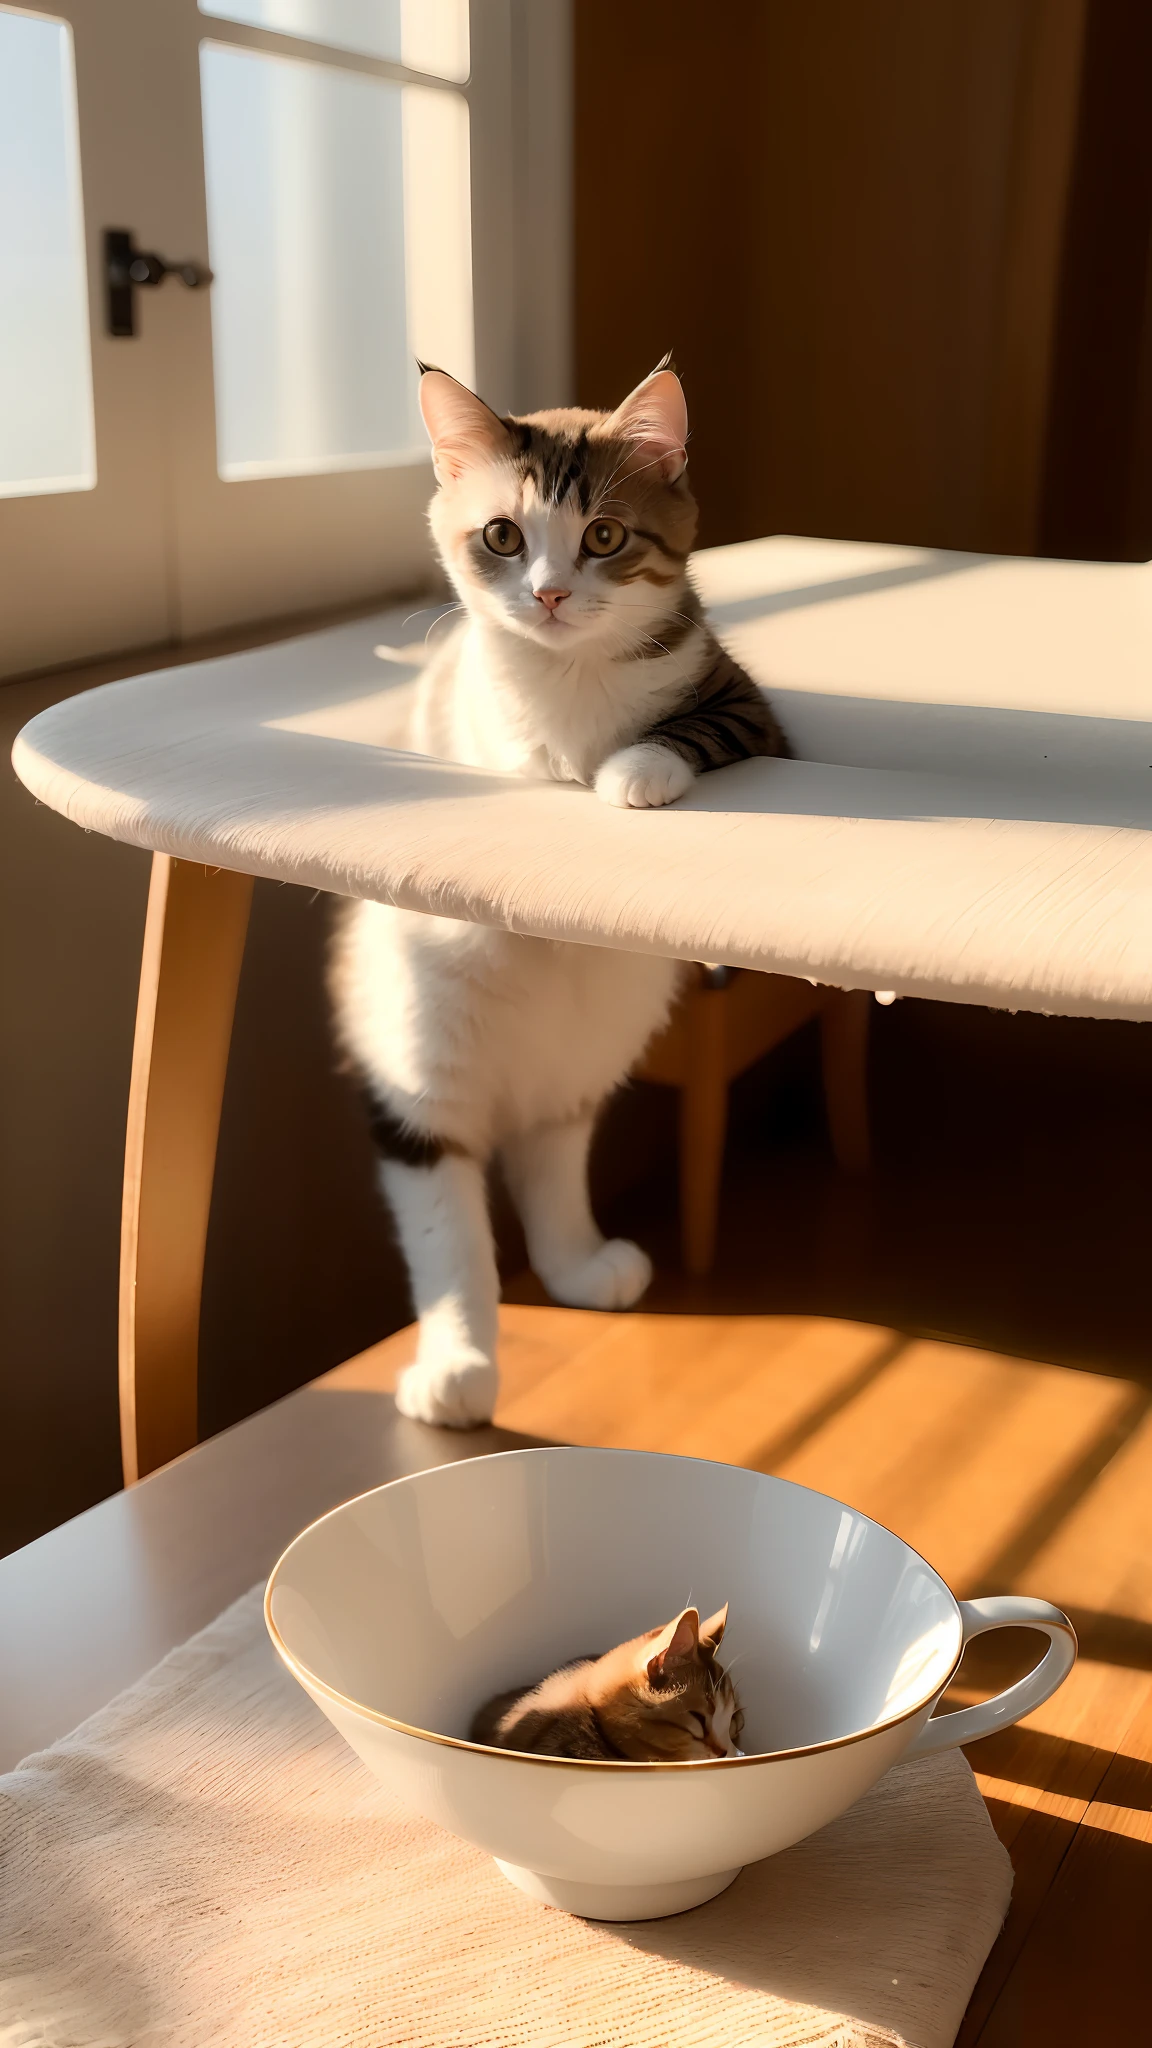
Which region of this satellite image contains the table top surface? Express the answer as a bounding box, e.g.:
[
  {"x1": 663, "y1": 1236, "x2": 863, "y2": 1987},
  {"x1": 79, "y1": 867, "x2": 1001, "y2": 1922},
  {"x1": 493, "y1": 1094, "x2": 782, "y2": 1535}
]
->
[{"x1": 14, "y1": 534, "x2": 1152, "y2": 1021}]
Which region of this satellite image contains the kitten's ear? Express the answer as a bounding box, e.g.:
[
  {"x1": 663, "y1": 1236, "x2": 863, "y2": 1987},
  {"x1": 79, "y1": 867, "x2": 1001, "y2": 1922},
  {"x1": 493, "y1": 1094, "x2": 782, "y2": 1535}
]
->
[
  {"x1": 646, "y1": 1607, "x2": 700, "y2": 1683},
  {"x1": 604, "y1": 363, "x2": 688, "y2": 483},
  {"x1": 419, "y1": 368, "x2": 511, "y2": 483},
  {"x1": 700, "y1": 1603, "x2": 729, "y2": 1653}
]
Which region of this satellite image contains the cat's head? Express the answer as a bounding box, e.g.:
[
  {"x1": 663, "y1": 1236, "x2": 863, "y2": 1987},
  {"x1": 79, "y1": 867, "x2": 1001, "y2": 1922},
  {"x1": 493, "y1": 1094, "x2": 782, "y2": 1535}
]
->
[
  {"x1": 419, "y1": 360, "x2": 698, "y2": 655},
  {"x1": 589, "y1": 1603, "x2": 744, "y2": 1762}
]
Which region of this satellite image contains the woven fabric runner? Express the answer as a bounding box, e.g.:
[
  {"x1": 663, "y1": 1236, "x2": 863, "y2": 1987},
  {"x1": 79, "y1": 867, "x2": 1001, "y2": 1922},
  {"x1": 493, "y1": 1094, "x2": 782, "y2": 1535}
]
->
[{"x1": 0, "y1": 1586, "x2": 1011, "y2": 2048}]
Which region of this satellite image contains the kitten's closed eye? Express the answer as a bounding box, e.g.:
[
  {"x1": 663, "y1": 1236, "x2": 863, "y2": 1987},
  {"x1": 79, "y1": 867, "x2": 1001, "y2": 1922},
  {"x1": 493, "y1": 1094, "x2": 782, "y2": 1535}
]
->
[{"x1": 470, "y1": 1601, "x2": 743, "y2": 1763}]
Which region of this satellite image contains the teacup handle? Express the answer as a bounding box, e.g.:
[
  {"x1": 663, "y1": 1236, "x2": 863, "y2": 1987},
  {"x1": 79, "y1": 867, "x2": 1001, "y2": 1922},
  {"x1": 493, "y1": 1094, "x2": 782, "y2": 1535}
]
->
[{"x1": 905, "y1": 1595, "x2": 1077, "y2": 1759}]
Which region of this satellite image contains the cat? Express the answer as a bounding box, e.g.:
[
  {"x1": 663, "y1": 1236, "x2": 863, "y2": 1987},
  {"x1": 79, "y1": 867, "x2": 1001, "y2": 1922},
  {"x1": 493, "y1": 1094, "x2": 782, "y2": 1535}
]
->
[
  {"x1": 470, "y1": 1604, "x2": 744, "y2": 1761},
  {"x1": 329, "y1": 358, "x2": 788, "y2": 1428}
]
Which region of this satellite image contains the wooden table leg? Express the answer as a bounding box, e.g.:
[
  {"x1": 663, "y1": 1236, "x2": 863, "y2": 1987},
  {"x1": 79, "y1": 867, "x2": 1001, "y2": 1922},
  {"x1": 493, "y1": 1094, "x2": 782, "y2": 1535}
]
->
[
  {"x1": 680, "y1": 976, "x2": 730, "y2": 1277},
  {"x1": 820, "y1": 988, "x2": 872, "y2": 1174},
  {"x1": 119, "y1": 855, "x2": 253, "y2": 1484}
]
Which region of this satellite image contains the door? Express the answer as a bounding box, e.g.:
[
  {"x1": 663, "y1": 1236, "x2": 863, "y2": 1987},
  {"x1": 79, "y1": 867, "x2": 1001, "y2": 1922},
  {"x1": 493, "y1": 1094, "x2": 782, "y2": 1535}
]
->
[
  {"x1": 1, "y1": 4, "x2": 175, "y2": 675},
  {"x1": 1, "y1": 0, "x2": 565, "y2": 680}
]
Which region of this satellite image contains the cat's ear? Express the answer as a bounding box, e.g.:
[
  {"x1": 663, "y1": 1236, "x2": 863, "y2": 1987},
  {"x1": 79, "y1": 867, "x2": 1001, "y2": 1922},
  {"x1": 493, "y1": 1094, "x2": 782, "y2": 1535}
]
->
[
  {"x1": 700, "y1": 1603, "x2": 729, "y2": 1653},
  {"x1": 419, "y1": 368, "x2": 511, "y2": 483},
  {"x1": 604, "y1": 363, "x2": 688, "y2": 483},
  {"x1": 646, "y1": 1607, "x2": 700, "y2": 1683}
]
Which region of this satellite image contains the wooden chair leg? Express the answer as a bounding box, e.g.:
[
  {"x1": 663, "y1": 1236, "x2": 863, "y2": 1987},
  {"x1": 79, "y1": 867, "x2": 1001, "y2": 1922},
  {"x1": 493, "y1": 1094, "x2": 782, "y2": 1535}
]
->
[
  {"x1": 820, "y1": 990, "x2": 872, "y2": 1175},
  {"x1": 119, "y1": 854, "x2": 253, "y2": 1484},
  {"x1": 680, "y1": 982, "x2": 729, "y2": 1276}
]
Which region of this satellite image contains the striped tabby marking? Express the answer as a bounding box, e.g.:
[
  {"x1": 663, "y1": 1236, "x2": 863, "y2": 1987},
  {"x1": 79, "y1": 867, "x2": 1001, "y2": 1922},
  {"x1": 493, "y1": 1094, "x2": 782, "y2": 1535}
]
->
[{"x1": 643, "y1": 642, "x2": 790, "y2": 771}]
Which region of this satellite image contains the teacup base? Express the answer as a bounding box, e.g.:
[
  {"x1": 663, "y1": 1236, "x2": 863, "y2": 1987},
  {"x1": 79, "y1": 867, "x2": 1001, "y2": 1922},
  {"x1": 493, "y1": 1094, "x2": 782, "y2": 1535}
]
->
[{"x1": 494, "y1": 1858, "x2": 742, "y2": 1921}]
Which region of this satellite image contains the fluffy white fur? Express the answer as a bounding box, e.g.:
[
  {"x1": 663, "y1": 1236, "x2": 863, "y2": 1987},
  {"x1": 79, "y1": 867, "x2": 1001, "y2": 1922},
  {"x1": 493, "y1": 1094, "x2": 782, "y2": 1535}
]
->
[
  {"x1": 332, "y1": 370, "x2": 710, "y2": 1428},
  {"x1": 334, "y1": 909, "x2": 676, "y2": 1425}
]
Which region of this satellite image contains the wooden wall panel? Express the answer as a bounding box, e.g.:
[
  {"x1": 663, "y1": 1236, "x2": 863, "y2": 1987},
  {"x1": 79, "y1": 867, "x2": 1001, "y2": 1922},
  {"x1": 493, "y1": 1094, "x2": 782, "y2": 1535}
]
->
[
  {"x1": 1040, "y1": 0, "x2": 1152, "y2": 559},
  {"x1": 575, "y1": 1, "x2": 1084, "y2": 554}
]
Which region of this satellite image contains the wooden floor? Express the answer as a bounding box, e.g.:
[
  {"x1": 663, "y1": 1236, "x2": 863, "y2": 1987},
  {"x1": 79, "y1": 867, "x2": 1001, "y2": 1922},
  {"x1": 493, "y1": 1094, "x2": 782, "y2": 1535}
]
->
[{"x1": 335, "y1": 1295, "x2": 1152, "y2": 2047}]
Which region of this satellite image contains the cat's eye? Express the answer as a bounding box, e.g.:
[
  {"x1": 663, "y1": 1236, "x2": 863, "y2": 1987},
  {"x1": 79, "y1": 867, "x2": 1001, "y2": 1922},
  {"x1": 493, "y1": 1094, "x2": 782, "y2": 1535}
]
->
[
  {"x1": 482, "y1": 518, "x2": 524, "y2": 556},
  {"x1": 582, "y1": 517, "x2": 627, "y2": 557}
]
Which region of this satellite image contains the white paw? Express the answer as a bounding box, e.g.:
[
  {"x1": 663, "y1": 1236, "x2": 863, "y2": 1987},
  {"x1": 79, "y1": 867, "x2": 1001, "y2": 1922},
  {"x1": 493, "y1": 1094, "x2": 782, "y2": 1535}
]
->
[
  {"x1": 394, "y1": 1355, "x2": 498, "y2": 1429},
  {"x1": 594, "y1": 744, "x2": 694, "y2": 810},
  {"x1": 545, "y1": 1238, "x2": 653, "y2": 1310}
]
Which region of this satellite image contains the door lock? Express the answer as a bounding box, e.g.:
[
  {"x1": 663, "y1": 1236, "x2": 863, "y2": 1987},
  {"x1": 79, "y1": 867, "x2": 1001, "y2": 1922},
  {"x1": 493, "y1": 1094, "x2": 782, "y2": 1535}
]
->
[{"x1": 104, "y1": 228, "x2": 213, "y2": 337}]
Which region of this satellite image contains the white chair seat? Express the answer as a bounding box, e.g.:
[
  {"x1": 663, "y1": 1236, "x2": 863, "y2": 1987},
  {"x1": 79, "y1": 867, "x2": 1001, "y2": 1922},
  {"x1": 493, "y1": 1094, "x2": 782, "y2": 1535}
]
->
[{"x1": 14, "y1": 536, "x2": 1152, "y2": 1022}]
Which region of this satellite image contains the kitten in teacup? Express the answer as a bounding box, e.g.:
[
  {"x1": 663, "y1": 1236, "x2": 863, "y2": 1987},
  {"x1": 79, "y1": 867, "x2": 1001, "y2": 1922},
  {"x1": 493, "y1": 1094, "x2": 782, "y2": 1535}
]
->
[
  {"x1": 330, "y1": 359, "x2": 788, "y2": 1430},
  {"x1": 470, "y1": 1604, "x2": 744, "y2": 1761}
]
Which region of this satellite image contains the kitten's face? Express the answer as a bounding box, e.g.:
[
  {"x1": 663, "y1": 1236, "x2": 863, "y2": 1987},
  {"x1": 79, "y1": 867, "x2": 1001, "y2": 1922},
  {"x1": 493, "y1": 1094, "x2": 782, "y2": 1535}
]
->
[
  {"x1": 591, "y1": 1604, "x2": 745, "y2": 1763},
  {"x1": 420, "y1": 369, "x2": 698, "y2": 656}
]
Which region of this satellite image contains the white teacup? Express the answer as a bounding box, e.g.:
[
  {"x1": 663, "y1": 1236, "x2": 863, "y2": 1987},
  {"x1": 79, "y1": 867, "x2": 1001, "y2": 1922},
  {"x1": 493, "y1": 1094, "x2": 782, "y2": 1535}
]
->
[{"x1": 266, "y1": 1447, "x2": 1074, "y2": 1920}]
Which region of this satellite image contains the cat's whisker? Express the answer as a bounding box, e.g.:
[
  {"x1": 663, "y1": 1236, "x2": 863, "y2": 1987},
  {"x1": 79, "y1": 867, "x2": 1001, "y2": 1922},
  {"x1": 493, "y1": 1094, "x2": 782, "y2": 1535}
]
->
[
  {"x1": 595, "y1": 432, "x2": 685, "y2": 498},
  {"x1": 590, "y1": 446, "x2": 641, "y2": 497},
  {"x1": 608, "y1": 446, "x2": 678, "y2": 493},
  {"x1": 641, "y1": 635, "x2": 690, "y2": 672},
  {"x1": 402, "y1": 601, "x2": 456, "y2": 630},
  {"x1": 618, "y1": 632, "x2": 695, "y2": 690},
  {"x1": 607, "y1": 603, "x2": 705, "y2": 650},
  {"x1": 594, "y1": 494, "x2": 642, "y2": 519},
  {"x1": 610, "y1": 600, "x2": 702, "y2": 631},
  {"x1": 423, "y1": 604, "x2": 465, "y2": 647}
]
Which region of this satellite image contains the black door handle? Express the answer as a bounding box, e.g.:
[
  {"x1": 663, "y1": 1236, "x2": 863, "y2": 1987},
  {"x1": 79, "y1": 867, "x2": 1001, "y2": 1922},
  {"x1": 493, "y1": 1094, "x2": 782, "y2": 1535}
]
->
[{"x1": 104, "y1": 228, "x2": 213, "y2": 337}]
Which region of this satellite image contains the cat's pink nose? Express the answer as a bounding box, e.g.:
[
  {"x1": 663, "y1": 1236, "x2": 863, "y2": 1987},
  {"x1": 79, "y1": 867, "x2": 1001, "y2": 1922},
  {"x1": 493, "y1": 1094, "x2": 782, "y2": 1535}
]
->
[{"x1": 534, "y1": 587, "x2": 571, "y2": 611}]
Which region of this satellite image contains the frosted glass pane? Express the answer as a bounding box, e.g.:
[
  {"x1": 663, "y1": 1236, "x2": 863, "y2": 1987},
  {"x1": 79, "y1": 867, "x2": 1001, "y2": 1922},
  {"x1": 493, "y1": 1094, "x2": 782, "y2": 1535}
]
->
[
  {"x1": 198, "y1": 0, "x2": 468, "y2": 82},
  {"x1": 0, "y1": 9, "x2": 95, "y2": 498},
  {"x1": 201, "y1": 43, "x2": 471, "y2": 481}
]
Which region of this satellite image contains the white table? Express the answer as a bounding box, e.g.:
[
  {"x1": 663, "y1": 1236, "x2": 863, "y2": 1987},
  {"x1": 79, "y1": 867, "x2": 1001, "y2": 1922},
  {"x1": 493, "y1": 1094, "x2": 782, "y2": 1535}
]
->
[
  {"x1": 12, "y1": 533, "x2": 1151, "y2": 1484},
  {"x1": 16, "y1": 534, "x2": 1152, "y2": 1021}
]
